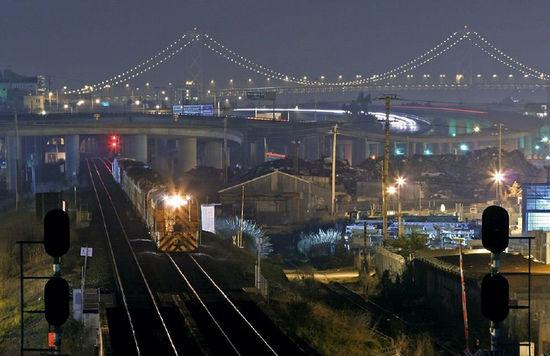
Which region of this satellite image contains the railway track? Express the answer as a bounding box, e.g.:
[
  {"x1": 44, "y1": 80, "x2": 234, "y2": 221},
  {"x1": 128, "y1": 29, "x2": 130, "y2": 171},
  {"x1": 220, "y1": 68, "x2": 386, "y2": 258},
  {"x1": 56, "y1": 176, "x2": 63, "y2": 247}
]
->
[
  {"x1": 87, "y1": 158, "x2": 180, "y2": 355},
  {"x1": 88, "y1": 158, "x2": 302, "y2": 355}
]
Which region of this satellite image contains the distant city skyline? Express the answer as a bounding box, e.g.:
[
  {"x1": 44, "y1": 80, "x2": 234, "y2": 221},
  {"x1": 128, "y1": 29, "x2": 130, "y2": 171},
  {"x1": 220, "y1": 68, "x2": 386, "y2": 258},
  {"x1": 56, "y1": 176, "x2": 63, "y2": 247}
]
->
[{"x1": 1, "y1": 0, "x2": 549, "y2": 89}]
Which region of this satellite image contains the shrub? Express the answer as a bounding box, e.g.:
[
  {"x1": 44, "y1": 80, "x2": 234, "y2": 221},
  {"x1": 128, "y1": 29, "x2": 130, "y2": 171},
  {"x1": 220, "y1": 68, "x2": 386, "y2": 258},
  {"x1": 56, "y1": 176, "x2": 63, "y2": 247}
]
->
[{"x1": 216, "y1": 217, "x2": 273, "y2": 256}]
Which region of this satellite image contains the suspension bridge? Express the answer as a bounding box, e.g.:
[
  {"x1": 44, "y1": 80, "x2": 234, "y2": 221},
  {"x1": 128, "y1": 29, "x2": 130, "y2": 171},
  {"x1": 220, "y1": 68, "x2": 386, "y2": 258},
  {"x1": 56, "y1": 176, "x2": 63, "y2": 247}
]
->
[{"x1": 64, "y1": 27, "x2": 550, "y2": 97}]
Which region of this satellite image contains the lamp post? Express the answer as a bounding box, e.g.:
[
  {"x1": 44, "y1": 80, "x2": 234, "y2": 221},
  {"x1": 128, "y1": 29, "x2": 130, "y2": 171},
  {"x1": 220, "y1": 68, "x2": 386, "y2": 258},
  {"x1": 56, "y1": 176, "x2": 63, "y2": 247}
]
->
[
  {"x1": 331, "y1": 124, "x2": 339, "y2": 216},
  {"x1": 387, "y1": 186, "x2": 397, "y2": 237},
  {"x1": 492, "y1": 171, "x2": 505, "y2": 206},
  {"x1": 396, "y1": 177, "x2": 406, "y2": 237},
  {"x1": 543, "y1": 136, "x2": 550, "y2": 183}
]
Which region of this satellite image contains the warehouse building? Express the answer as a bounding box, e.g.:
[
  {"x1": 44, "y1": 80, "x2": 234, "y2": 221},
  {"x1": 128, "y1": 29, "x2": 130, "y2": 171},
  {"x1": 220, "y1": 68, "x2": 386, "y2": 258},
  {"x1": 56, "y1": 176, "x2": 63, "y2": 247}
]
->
[{"x1": 218, "y1": 170, "x2": 332, "y2": 226}]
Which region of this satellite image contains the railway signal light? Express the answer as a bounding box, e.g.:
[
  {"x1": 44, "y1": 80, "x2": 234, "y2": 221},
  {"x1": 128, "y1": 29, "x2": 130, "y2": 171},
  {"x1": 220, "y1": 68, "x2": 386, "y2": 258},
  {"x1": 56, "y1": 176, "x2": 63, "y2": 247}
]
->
[
  {"x1": 44, "y1": 209, "x2": 70, "y2": 258},
  {"x1": 44, "y1": 277, "x2": 70, "y2": 326},
  {"x1": 482, "y1": 205, "x2": 509, "y2": 254},
  {"x1": 109, "y1": 135, "x2": 120, "y2": 150},
  {"x1": 481, "y1": 273, "x2": 509, "y2": 323}
]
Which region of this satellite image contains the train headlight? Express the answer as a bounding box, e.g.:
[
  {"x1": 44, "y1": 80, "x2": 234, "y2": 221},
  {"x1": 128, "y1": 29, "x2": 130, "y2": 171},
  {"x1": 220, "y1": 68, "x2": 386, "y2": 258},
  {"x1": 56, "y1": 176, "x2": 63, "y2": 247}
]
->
[{"x1": 164, "y1": 194, "x2": 187, "y2": 208}]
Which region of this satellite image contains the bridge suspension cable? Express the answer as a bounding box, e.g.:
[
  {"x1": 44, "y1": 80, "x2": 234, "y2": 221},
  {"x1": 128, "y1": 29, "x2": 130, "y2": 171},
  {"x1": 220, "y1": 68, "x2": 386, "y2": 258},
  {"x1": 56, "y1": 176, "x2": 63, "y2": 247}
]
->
[
  {"x1": 201, "y1": 30, "x2": 469, "y2": 87},
  {"x1": 66, "y1": 33, "x2": 199, "y2": 94},
  {"x1": 65, "y1": 27, "x2": 549, "y2": 94},
  {"x1": 469, "y1": 31, "x2": 548, "y2": 80}
]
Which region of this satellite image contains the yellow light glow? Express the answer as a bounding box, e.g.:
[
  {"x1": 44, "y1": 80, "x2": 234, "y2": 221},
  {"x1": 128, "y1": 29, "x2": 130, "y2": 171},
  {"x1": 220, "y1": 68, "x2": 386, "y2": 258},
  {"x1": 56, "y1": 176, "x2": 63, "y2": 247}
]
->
[
  {"x1": 387, "y1": 186, "x2": 397, "y2": 195},
  {"x1": 164, "y1": 194, "x2": 188, "y2": 208},
  {"x1": 493, "y1": 171, "x2": 505, "y2": 183},
  {"x1": 396, "y1": 177, "x2": 406, "y2": 187}
]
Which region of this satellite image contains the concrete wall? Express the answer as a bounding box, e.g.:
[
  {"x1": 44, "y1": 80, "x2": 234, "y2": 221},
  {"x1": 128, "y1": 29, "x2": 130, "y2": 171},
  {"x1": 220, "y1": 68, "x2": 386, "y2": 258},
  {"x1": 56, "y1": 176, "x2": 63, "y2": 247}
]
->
[
  {"x1": 413, "y1": 256, "x2": 550, "y2": 354},
  {"x1": 374, "y1": 247, "x2": 406, "y2": 282}
]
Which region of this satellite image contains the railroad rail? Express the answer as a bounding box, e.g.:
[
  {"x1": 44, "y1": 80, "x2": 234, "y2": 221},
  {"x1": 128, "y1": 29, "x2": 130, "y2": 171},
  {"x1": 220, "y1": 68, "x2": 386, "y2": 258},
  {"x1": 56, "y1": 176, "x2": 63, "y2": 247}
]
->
[
  {"x1": 90, "y1": 158, "x2": 302, "y2": 355},
  {"x1": 87, "y1": 158, "x2": 179, "y2": 355}
]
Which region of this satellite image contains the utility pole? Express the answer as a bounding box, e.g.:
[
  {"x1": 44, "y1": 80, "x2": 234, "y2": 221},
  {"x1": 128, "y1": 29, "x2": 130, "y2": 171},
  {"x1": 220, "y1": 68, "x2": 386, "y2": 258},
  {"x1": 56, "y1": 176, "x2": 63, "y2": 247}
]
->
[
  {"x1": 498, "y1": 123, "x2": 503, "y2": 205},
  {"x1": 255, "y1": 237, "x2": 262, "y2": 289},
  {"x1": 458, "y1": 239, "x2": 470, "y2": 353},
  {"x1": 14, "y1": 109, "x2": 19, "y2": 210},
  {"x1": 223, "y1": 115, "x2": 228, "y2": 184},
  {"x1": 379, "y1": 94, "x2": 398, "y2": 240},
  {"x1": 418, "y1": 182, "x2": 423, "y2": 210},
  {"x1": 331, "y1": 124, "x2": 338, "y2": 216},
  {"x1": 362, "y1": 221, "x2": 368, "y2": 273},
  {"x1": 292, "y1": 138, "x2": 301, "y2": 174},
  {"x1": 239, "y1": 185, "x2": 245, "y2": 248},
  {"x1": 397, "y1": 180, "x2": 403, "y2": 237}
]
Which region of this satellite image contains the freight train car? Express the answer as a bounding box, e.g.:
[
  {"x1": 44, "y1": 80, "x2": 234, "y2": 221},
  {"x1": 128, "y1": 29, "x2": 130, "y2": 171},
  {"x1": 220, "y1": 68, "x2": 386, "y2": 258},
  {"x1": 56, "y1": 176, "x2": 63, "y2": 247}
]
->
[{"x1": 112, "y1": 157, "x2": 199, "y2": 252}]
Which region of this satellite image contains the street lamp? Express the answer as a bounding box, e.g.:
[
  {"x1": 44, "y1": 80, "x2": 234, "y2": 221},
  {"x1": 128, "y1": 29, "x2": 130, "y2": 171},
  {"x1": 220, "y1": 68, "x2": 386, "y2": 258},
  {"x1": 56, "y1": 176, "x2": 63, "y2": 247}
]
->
[
  {"x1": 492, "y1": 171, "x2": 505, "y2": 205},
  {"x1": 396, "y1": 177, "x2": 406, "y2": 237}
]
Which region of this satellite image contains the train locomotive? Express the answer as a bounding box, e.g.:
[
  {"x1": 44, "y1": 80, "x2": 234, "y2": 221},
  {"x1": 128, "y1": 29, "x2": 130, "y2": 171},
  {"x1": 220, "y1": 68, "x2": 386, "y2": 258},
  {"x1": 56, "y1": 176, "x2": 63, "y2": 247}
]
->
[{"x1": 112, "y1": 157, "x2": 199, "y2": 252}]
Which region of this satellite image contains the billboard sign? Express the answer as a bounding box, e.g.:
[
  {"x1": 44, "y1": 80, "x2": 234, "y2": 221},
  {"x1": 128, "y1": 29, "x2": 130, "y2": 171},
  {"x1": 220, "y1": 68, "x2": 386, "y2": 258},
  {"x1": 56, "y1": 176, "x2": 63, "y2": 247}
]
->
[
  {"x1": 246, "y1": 91, "x2": 277, "y2": 101},
  {"x1": 201, "y1": 204, "x2": 216, "y2": 233},
  {"x1": 183, "y1": 104, "x2": 214, "y2": 116}
]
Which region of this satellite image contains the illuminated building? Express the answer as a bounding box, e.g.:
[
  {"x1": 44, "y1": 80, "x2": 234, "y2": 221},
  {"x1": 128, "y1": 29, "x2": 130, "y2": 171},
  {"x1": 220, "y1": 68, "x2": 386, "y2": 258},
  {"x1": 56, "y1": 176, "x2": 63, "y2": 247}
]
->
[{"x1": 522, "y1": 183, "x2": 550, "y2": 232}]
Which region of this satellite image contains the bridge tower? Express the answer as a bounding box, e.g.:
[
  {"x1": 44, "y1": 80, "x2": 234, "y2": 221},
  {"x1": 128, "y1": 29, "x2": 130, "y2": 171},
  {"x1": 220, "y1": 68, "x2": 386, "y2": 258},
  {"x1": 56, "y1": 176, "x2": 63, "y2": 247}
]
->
[
  {"x1": 456, "y1": 26, "x2": 474, "y2": 102},
  {"x1": 181, "y1": 28, "x2": 204, "y2": 103}
]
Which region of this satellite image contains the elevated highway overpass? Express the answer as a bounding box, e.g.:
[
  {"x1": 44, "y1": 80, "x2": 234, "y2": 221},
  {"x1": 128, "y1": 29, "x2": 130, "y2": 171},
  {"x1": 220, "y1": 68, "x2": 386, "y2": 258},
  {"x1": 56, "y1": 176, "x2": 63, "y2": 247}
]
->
[{"x1": 0, "y1": 111, "x2": 541, "y2": 192}]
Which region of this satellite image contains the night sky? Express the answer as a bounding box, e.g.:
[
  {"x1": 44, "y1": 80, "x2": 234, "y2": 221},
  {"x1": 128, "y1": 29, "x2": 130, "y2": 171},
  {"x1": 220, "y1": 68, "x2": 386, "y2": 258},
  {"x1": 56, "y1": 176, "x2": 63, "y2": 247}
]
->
[{"x1": 2, "y1": 0, "x2": 550, "y2": 89}]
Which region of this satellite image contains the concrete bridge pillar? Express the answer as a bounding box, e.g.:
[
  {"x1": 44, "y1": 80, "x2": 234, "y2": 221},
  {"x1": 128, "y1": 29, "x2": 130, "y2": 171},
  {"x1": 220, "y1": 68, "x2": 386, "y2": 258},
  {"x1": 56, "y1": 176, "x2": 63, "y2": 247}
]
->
[
  {"x1": 249, "y1": 142, "x2": 258, "y2": 165},
  {"x1": 64, "y1": 135, "x2": 80, "y2": 182},
  {"x1": 6, "y1": 135, "x2": 21, "y2": 193},
  {"x1": 249, "y1": 141, "x2": 265, "y2": 166},
  {"x1": 336, "y1": 142, "x2": 345, "y2": 162},
  {"x1": 394, "y1": 142, "x2": 403, "y2": 156},
  {"x1": 343, "y1": 141, "x2": 352, "y2": 165},
  {"x1": 177, "y1": 137, "x2": 197, "y2": 173},
  {"x1": 305, "y1": 136, "x2": 321, "y2": 161},
  {"x1": 352, "y1": 138, "x2": 368, "y2": 165},
  {"x1": 525, "y1": 136, "x2": 533, "y2": 155},
  {"x1": 407, "y1": 142, "x2": 416, "y2": 157},
  {"x1": 150, "y1": 138, "x2": 163, "y2": 172},
  {"x1": 133, "y1": 134, "x2": 148, "y2": 163},
  {"x1": 203, "y1": 140, "x2": 223, "y2": 169},
  {"x1": 298, "y1": 139, "x2": 307, "y2": 160},
  {"x1": 152, "y1": 138, "x2": 174, "y2": 174},
  {"x1": 124, "y1": 134, "x2": 148, "y2": 163},
  {"x1": 423, "y1": 143, "x2": 431, "y2": 155},
  {"x1": 370, "y1": 143, "x2": 381, "y2": 158}
]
